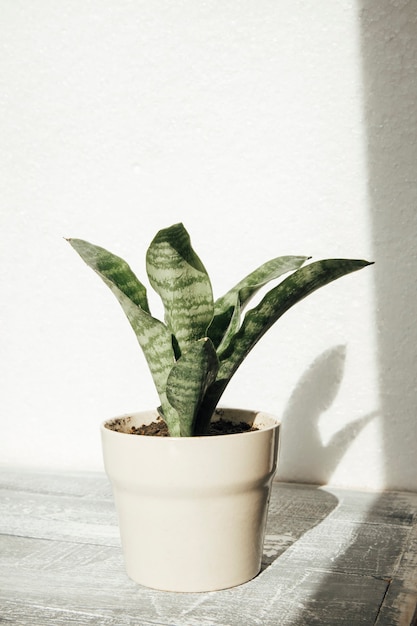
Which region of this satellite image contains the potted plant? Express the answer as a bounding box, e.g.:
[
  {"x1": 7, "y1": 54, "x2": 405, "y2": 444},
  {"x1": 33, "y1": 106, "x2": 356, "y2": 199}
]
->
[{"x1": 68, "y1": 222, "x2": 372, "y2": 592}]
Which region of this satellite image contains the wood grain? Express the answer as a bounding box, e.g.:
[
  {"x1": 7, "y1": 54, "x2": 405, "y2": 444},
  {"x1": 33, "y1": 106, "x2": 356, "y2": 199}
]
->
[{"x1": 1, "y1": 467, "x2": 416, "y2": 625}]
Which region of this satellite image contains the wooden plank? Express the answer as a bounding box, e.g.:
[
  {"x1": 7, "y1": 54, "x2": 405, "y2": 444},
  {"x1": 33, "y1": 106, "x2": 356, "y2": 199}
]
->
[
  {"x1": 0, "y1": 535, "x2": 388, "y2": 626},
  {"x1": 276, "y1": 516, "x2": 411, "y2": 577},
  {"x1": 0, "y1": 466, "x2": 112, "y2": 498},
  {"x1": 375, "y1": 521, "x2": 417, "y2": 626},
  {"x1": 0, "y1": 487, "x2": 119, "y2": 546},
  {"x1": 327, "y1": 486, "x2": 417, "y2": 526},
  {"x1": 1, "y1": 469, "x2": 416, "y2": 625}
]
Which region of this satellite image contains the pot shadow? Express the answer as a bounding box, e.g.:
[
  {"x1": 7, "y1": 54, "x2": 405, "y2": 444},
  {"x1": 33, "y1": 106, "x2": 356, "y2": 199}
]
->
[
  {"x1": 276, "y1": 344, "x2": 378, "y2": 485},
  {"x1": 261, "y1": 344, "x2": 378, "y2": 572},
  {"x1": 261, "y1": 483, "x2": 339, "y2": 572}
]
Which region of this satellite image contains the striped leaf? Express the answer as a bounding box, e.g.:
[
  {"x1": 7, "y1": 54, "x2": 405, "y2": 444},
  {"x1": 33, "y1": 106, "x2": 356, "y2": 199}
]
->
[
  {"x1": 217, "y1": 258, "x2": 373, "y2": 385},
  {"x1": 208, "y1": 255, "x2": 310, "y2": 354},
  {"x1": 166, "y1": 338, "x2": 219, "y2": 436},
  {"x1": 146, "y1": 224, "x2": 214, "y2": 353},
  {"x1": 68, "y1": 239, "x2": 150, "y2": 312},
  {"x1": 67, "y1": 239, "x2": 179, "y2": 434}
]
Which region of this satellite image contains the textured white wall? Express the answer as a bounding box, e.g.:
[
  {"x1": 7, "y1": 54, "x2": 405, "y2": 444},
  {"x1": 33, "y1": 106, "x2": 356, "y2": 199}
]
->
[{"x1": 1, "y1": 1, "x2": 416, "y2": 490}]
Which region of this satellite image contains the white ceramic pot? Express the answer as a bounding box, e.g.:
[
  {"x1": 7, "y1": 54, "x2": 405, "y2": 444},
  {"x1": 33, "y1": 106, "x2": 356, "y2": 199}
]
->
[{"x1": 101, "y1": 407, "x2": 280, "y2": 592}]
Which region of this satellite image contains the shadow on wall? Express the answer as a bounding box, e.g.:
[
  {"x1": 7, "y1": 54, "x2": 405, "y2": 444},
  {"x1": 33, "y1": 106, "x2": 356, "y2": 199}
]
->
[
  {"x1": 276, "y1": 1, "x2": 417, "y2": 494},
  {"x1": 276, "y1": 345, "x2": 377, "y2": 485},
  {"x1": 361, "y1": 0, "x2": 417, "y2": 491}
]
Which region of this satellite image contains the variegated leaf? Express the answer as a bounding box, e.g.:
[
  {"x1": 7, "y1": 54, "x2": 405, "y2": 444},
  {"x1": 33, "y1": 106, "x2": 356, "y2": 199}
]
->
[
  {"x1": 146, "y1": 224, "x2": 214, "y2": 353},
  {"x1": 208, "y1": 255, "x2": 309, "y2": 353},
  {"x1": 68, "y1": 239, "x2": 150, "y2": 312},
  {"x1": 218, "y1": 258, "x2": 373, "y2": 384},
  {"x1": 67, "y1": 239, "x2": 179, "y2": 434},
  {"x1": 166, "y1": 338, "x2": 219, "y2": 436}
]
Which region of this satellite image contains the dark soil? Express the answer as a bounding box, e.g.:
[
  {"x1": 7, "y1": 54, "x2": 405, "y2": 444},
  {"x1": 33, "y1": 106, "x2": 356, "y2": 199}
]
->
[{"x1": 126, "y1": 417, "x2": 258, "y2": 437}]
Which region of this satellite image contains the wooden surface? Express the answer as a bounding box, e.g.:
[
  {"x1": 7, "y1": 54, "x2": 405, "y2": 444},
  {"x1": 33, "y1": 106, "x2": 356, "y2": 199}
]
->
[{"x1": 1, "y1": 468, "x2": 417, "y2": 626}]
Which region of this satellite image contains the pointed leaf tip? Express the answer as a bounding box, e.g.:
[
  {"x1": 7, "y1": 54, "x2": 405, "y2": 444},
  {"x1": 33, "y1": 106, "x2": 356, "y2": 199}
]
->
[
  {"x1": 217, "y1": 257, "x2": 373, "y2": 382},
  {"x1": 146, "y1": 224, "x2": 214, "y2": 350}
]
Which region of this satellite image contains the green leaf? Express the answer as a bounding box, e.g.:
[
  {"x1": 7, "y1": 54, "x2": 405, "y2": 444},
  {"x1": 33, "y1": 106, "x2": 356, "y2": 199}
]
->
[
  {"x1": 166, "y1": 338, "x2": 219, "y2": 436},
  {"x1": 208, "y1": 255, "x2": 309, "y2": 353},
  {"x1": 218, "y1": 258, "x2": 373, "y2": 383},
  {"x1": 67, "y1": 238, "x2": 179, "y2": 434},
  {"x1": 68, "y1": 239, "x2": 150, "y2": 312},
  {"x1": 146, "y1": 223, "x2": 214, "y2": 352}
]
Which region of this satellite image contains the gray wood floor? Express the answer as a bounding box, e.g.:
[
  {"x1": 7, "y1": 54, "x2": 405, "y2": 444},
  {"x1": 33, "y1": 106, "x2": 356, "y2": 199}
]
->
[{"x1": 1, "y1": 467, "x2": 417, "y2": 625}]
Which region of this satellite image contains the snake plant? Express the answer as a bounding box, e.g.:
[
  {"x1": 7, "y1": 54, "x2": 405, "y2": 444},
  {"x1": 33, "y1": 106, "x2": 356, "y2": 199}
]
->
[{"x1": 68, "y1": 223, "x2": 372, "y2": 437}]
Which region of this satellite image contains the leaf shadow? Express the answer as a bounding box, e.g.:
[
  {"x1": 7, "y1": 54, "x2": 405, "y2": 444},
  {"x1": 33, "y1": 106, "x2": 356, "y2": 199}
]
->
[{"x1": 276, "y1": 344, "x2": 378, "y2": 485}]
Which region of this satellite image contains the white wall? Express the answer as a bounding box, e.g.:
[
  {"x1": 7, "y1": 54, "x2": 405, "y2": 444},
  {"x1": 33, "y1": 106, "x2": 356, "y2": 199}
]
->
[{"x1": 1, "y1": 1, "x2": 416, "y2": 490}]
